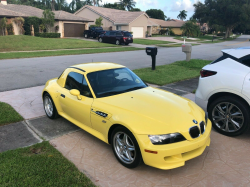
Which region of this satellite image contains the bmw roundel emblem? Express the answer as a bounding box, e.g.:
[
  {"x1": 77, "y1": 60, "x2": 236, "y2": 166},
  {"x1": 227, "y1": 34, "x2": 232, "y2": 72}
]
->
[{"x1": 193, "y1": 120, "x2": 198, "y2": 124}]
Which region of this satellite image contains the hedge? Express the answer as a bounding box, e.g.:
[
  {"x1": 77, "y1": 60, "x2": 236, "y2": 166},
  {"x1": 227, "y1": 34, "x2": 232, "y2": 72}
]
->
[
  {"x1": 217, "y1": 33, "x2": 225, "y2": 36},
  {"x1": 35, "y1": 33, "x2": 60, "y2": 38},
  {"x1": 24, "y1": 17, "x2": 42, "y2": 35}
]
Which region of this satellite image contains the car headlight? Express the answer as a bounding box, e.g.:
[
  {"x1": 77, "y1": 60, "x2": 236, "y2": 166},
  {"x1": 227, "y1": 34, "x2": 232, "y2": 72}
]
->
[{"x1": 148, "y1": 133, "x2": 186, "y2": 145}]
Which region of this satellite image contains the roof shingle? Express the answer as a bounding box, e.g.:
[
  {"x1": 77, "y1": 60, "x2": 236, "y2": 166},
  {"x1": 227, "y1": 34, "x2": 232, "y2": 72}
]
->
[
  {"x1": 149, "y1": 18, "x2": 185, "y2": 28},
  {"x1": 0, "y1": 4, "x2": 93, "y2": 22},
  {"x1": 75, "y1": 5, "x2": 148, "y2": 24}
]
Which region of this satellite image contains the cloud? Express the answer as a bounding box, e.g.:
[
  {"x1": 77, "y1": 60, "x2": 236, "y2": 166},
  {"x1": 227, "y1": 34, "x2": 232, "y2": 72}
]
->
[{"x1": 170, "y1": 0, "x2": 197, "y2": 12}]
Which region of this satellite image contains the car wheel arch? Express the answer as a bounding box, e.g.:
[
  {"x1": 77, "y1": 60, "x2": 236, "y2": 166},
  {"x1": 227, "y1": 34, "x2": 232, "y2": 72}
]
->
[
  {"x1": 108, "y1": 124, "x2": 133, "y2": 144},
  {"x1": 207, "y1": 92, "x2": 250, "y2": 111}
]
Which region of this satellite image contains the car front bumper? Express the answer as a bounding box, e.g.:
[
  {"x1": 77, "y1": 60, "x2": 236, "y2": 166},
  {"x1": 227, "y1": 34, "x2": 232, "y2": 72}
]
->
[{"x1": 136, "y1": 120, "x2": 211, "y2": 170}]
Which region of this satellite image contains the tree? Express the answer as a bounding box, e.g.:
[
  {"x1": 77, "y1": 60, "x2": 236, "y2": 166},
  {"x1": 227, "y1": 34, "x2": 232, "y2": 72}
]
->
[
  {"x1": 180, "y1": 20, "x2": 200, "y2": 37},
  {"x1": 92, "y1": 0, "x2": 102, "y2": 6},
  {"x1": 95, "y1": 17, "x2": 103, "y2": 27},
  {"x1": 177, "y1": 10, "x2": 187, "y2": 20},
  {"x1": 103, "y1": 3, "x2": 125, "y2": 10},
  {"x1": 146, "y1": 9, "x2": 166, "y2": 20},
  {"x1": 0, "y1": 17, "x2": 7, "y2": 36},
  {"x1": 193, "y1": 0, "x2": 250, "y2": 38},
  {"x1": 118, "y1": 0, "x2": 136, "y2": 11},
  {"x1": 129, "y1": 8, "x2": 141, "y2": 11},
  {"x1": 42, "y1": 9, "x2": 55, "y2": 32}
]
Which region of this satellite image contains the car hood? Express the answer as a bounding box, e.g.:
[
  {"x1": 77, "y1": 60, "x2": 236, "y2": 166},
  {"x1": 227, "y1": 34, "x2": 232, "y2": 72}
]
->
[{"x1": 95, "y1": 87, "x2": 205, "y2": 135}]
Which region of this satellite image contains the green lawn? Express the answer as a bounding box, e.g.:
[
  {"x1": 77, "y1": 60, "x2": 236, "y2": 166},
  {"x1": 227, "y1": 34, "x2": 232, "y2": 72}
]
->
[
  {"x1": 0, "y1": 47, "x2": 143, "y2": 60},
  {"x1": 133, "y1": 59, "x2": 212, "y2": 85},
  {"x1": 0, "y1": 141, "x2": 95, "y2": 187},
  {"x1": 0, "y1": 35, "x2": 118, "y2": 52},
  {"x1": 133, "y1": 39, "x2": 173, "y2": 45},
  {"x1": 157, "y1": 43, "x2": 200, "y2": 47},
  {"x1": 174, "y1": 35, "x2": 240, "y2": 43},
  {"x1": 0, "y1": 102, "x2": 23, "y2": 126}
]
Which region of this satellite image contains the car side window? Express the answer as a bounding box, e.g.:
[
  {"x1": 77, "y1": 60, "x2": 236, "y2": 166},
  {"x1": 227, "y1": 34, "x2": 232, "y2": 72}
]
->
[
  {"x1": 110, "y1": 32, "x2": 116, "y2": 36},
  {"x1": 116, "y1": 32, "x2": 122, "y2": 36},
  {"x1": 65, "y1": 72, "x2": 92, "y2": 98},
  {"x1": 105, "y1": 32, "x2": 110, "y2": 36}
]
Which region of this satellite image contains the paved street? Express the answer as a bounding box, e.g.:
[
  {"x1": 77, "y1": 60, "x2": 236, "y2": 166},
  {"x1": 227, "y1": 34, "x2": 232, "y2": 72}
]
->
[{"x1": 0, "y1": 35, "x2": 250, "y2": 92}]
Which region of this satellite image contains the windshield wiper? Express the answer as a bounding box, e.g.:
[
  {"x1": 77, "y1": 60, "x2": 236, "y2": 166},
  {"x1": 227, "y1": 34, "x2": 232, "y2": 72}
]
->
[{"x1": 123, "y1": 86, "x2": 145, "y2": 92}]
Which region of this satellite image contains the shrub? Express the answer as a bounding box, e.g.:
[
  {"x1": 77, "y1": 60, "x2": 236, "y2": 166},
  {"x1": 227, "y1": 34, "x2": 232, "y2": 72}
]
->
[
  {"x1": 217, "y1": 32, "x2": 225, "y2": 36},
  {"x1": 35, "y1": 32, "x2": 60, "y2": 38},
  {"x1": 24, "y1": 17, "x2": 42, "y2": 35},
  {"x1": 89, "y1": 25, "x2": 98, "y2": 28},
  {"x1": 159, "y1": 29, "x2": 167, "y2": 35},
  {"x1": 6, "y1": 23, "x2": 14, "y2": 35}
]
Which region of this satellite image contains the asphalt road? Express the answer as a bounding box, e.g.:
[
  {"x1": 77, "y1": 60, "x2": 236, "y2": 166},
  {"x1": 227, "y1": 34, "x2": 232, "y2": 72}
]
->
[{"x1": 0, "y1": 35, "x2": 250, "y2": 92}]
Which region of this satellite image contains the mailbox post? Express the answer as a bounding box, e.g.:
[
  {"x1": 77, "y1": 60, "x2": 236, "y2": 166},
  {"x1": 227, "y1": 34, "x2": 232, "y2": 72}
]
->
[
  {"x1": 146, "y1": 47, "x2": 158, "y2": 70},
  {"x1": 182, "y1": 44, "x2": 192, "y2": 61}
]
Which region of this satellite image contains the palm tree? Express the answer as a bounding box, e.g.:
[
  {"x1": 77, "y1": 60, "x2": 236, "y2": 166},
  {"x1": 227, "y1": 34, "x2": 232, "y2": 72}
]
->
[
  {"x1": 93, "y1": 0, "x2": 102, "y2": 6},
  {"x1": 177, "y1": 10, "x2": 187, "y2": 21},
  {"x1": 118, "y1": 0, "x2": 136, "y2": 11},
  {"x1": 180, "y1": 20, "x2": 200, "y2": 37}
]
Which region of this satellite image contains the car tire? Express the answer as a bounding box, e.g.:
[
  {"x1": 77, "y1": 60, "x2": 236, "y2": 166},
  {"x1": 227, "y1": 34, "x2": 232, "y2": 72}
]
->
[
  {"x1": 99, "y1": 38, "x2": 103, "y2": 43},
  {"x1": 84, "y1": 34, "x2": 88, "y2": 38},
  {"x1": 111, "y1": 126, "x2": 142, "y2": 168},
  {"x1": 116, "y1": 40, "x2": 120, "y2": 45},
  {"x1": 208, "y1": 96, "x2": 250, "y2": 136},
  {"x1": 43, "y1": 93, "x2": 58, "y2": 119}
]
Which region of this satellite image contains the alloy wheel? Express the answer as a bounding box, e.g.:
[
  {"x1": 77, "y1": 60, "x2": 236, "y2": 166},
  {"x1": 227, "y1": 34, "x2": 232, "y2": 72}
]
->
[
  {"x1": 212, "y1": 102, "x2": 244, "y2": 132},
  {"x1": 99, "y1": 38, "x2": 102, "y2": 42},
  {"x1": 113, "y1": 132, "x2": 136, "y2": 164},
  {"x1": 116, "y1": 40, "x2": 120, "y2": 45},
  {"x1": 44, "y1": 96, "x2": 53, "y2": 117}
]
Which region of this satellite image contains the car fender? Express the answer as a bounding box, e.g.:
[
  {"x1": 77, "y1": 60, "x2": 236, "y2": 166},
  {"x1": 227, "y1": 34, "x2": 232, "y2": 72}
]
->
[{"x1": 207, "y1": 88, "x2": 250, "y2": 106}]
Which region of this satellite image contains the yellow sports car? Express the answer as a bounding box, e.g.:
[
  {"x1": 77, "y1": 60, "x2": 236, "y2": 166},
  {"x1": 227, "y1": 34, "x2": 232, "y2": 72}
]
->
[{"x1": 42, "y1": 62, "x2": 211, "y2": 170}]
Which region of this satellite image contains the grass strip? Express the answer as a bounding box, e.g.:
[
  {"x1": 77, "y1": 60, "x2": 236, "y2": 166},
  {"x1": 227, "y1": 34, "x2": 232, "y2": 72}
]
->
[
  {"x1": 0, "y1": 141, "x2": 95, "y2": 187},
  {"x1": 0, "y1": 47, "x2": 143, "y2": 60},
  {"x1": 157, "y1": 43, "x2": 200, "y2": 47},
  {"x1": 0, "y1": 35, "x2": 118, "y2": 52},
  {"x1": 133, "y1": 39, "x2": 173, "y2": 45},
  {"x1": 133, "y1": 59, "x2": 212, "y2": 85},
  {"x1": 0, "y1": 102, "x2": 23, "y2": 126}
]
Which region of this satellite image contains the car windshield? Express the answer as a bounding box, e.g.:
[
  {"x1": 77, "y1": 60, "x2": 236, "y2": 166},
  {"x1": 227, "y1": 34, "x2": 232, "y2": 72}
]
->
[
  {"x1": 87, "y1": 68, "x2": 147, "y2": 98},
  {"x1": 123, "y1": 32, "x2": 132, "y2": 37}
]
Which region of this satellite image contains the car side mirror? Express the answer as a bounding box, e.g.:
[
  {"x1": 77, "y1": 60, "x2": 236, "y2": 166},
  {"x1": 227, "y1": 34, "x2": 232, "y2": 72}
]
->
[{"x1": 70, "y1": 89, "x2": 82, "y2": 100}]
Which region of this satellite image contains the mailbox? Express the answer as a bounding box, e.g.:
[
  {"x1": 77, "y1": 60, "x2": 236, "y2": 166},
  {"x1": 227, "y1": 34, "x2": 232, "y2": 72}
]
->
[
  {"x1": 182, "y1": 44, "x2": 192, "y2": 61},
  {"x1": 182, "y1": 44, "x2": 192, "y2": 53},
  {"x1": 145, "y1": 47, "x2": 158, "y2": 70},
  {"x1": 146, "y1": 47, "x2": 158, "y2": 56}
]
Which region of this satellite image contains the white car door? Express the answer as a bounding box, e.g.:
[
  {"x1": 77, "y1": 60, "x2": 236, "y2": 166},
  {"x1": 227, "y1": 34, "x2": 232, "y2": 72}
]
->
[{"x1": 242, "y1": 72, "x2": 250, "y2": 100}]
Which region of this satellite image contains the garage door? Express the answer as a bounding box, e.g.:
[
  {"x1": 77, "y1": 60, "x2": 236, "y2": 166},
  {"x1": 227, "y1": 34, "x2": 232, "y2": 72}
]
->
[
  {"x1": 131, "y1": 27, "x2": 144, "y2": 38},
  {"x1": 64, "y1": 23, "x2": 85, "y2": 37}
]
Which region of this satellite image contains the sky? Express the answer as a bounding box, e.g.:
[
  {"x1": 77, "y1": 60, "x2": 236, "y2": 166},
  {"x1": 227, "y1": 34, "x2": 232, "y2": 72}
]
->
[{"x1": 101, "y1": 0, "x2": 205, "y2": 20}]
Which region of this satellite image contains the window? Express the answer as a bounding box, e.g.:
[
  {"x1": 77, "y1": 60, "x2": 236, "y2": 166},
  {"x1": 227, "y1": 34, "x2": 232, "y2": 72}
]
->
[
  {"x1": 123, "y1": 32, "x2": 132, "y2": 37},
  {"x1": 105, "y1": 31, "x2": 110, "y2": 36},
  {"x1": 116, "y1": 26, "x2": 121, "y2": 30},
  {"x1": 110, "y1": 31, "x2": 116, "y2": 35},
  {"x1": 116, "y1": 32, "x2": 122, "y2": 36},
  {"x1": 65, "y1": 72, "x2": 92, "y2": 98},
  {"x1": 87, "y1": 68, "x2": 147, "y2": 98}
]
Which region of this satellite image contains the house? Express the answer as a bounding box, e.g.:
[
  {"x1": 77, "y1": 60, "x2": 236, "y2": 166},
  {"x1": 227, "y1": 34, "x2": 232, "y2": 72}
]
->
[
  {"x1": 0, "y1": 0, "x2": 93, "y2": 37},
  {"x1": 75, "y1": 5, "x2": 150, "y2": 38},
  {"x1": 149, "y1": 18, "x2": 185, "y2": 35}
]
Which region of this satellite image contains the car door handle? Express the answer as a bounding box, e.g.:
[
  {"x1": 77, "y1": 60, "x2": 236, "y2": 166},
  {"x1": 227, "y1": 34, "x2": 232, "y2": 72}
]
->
[{"x1": 60, "y1": 94, "x2": 65, "y2": 98}]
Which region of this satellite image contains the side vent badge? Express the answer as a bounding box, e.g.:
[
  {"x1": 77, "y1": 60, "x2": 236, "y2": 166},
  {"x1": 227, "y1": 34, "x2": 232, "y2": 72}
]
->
[{"x1": 193, "y1": 120, "x2": 198, "y2": 124}]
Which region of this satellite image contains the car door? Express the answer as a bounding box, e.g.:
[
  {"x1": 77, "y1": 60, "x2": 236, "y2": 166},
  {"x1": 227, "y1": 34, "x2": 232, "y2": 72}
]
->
[
  {"x1": 58, "y1": 71, "x2": 94, "y2": 128},
  {"x1": 102, "y1": 31, "x2": 110, "y2": 42},
  {"x1": 242, "y1": 72, "x2": 250, "y2": 100},
  {"x1": 109, "y1": 31, "x2": 116, "y2": 43}
]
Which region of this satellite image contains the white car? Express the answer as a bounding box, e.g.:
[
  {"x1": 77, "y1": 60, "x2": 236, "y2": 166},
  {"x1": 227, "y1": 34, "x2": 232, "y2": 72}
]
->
[{"x1": 195, "y1": 47, "x2": 250, "y2": 136}]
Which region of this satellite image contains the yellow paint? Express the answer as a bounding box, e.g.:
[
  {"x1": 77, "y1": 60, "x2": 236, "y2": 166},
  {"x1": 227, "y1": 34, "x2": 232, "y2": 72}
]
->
[
  {"x1": 171, "y1": 28, "x2": 183, "y2": 36},
  {"x1": 42, "y1": 62, "x2": 211, "y2": 170}
]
